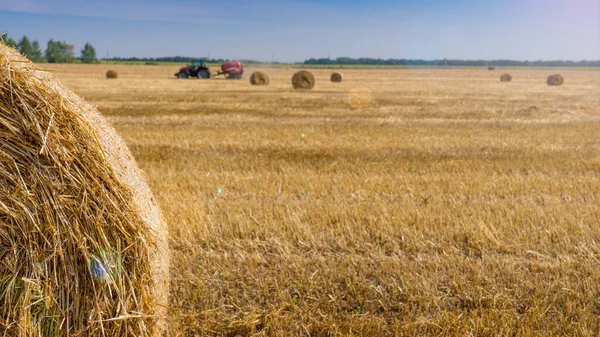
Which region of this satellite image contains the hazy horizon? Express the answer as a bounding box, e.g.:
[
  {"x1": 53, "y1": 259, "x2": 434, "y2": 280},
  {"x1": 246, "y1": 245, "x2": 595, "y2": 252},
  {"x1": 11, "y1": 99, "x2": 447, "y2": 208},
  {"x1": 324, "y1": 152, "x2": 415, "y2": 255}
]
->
[{"x1": 1, "y1": 0, "x2": 600, "y2": 63}]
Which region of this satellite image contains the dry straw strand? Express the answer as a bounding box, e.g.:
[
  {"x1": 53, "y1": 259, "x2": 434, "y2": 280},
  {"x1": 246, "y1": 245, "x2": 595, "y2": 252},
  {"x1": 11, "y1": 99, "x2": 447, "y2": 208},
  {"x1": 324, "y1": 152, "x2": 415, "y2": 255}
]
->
[
  {"x1": 292, "y1": 70, "x2": 315, "y2": 90},
  {"x1": 106, "y1": 70, "x2": 118, "y2": 79},
  {"x1": 547, "y1": 74, "x2": 564, "y2": 86},
  {"x1": 330, "y1": 72, "x2": 343, "y2": 83},
  {"x1": 0, "y1": 44, "x2": 168, "y2": 337},
  {"x1": 249, "y1": 71, "x2": 270, "y2": 86}
]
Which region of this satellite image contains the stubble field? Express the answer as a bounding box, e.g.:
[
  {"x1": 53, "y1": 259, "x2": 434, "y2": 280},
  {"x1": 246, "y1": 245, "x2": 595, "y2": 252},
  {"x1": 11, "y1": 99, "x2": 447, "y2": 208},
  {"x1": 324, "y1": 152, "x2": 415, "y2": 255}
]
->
[{"x1": 46, "y1": 64, "x2": 600, "y2": 336}]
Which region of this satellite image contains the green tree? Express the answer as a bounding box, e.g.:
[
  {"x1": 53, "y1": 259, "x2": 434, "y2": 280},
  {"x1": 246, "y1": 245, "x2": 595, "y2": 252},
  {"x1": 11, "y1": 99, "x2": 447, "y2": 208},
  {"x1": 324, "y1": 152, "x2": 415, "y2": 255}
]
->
[
  {"x1": 18, "y1": 35, "x2": 33, "y2": 58},
  {"x1": 57, "y1": 41, "x2": 75, "y2": 63},
  {"x1": 2, "y1": 33, "x2": 17, "y2": 48},
  {"x1": 80, "y1": 42, "x2": 96, "y2": 63},
  {"x1": 45, "y1": 40, "x2": 75, "y2": 63},
  {"x1": 30, "y1": 40, "x2": 43, "y2": 62},
  {"x1": 45, "y1": 39, "x2": 59, "y2": 63}
]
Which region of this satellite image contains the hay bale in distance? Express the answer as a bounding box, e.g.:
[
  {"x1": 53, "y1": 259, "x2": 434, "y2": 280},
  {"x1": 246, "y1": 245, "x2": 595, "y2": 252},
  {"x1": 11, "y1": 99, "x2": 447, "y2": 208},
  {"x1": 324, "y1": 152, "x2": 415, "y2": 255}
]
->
[
  {"x1": 488, "y1": 66, "x2": 495, "y2": 71},
  {"x1": 106, "y1": 69, "x2": 118, "y2": 79},
  {"x1": 547, "y1": 74, "x2": 564, "y2": 86},
  {"x1": 292, "y1": 70, "x2": 315, "y2": 90},
  {"x1": 250, "y1": 71, "x2": 270, "y2": 86},
  {"x1": 330, "y1": 72, "x2": 343, "y2": 83},
  {"x1": 500, "y1": 73, "x2": 512, "y2": 82},
  {"x1": 0, "y1": 44, "x2": 168, "y2": 336}
]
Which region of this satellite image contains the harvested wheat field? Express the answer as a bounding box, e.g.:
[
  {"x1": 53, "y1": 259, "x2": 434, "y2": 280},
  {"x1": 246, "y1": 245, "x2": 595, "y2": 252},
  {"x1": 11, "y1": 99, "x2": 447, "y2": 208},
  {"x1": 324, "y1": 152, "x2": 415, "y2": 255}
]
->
[{"x1": 43, "y1": 63, "x2": 600, "y2": 336}]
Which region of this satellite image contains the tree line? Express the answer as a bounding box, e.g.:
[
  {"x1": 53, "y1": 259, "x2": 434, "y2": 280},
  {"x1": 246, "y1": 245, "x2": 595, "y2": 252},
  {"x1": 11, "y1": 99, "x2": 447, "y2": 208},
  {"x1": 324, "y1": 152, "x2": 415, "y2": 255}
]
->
[
  {"x1": 107, "y1": 56, "x2": 226, "y2": 63},
  {"x1": 304, "y1": 57, "x2": 600, "y2": 67},
  {"x1": 106, "y1": 56, "x2": 274, "y2": 65},
  {"x1": 105, "y1": 56, "x2": 600, "y2": 67},
  {"x1": 1, "y1": 33, "x2": 97, "y2": 63}
]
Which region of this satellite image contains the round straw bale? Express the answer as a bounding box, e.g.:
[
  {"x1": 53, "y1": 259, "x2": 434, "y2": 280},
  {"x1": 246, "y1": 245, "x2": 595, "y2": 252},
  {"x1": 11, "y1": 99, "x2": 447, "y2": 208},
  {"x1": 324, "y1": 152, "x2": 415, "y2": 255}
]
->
[
  {"x1": 500, "y1": 73, "x2": 512, "y2": 82},
  {"x1": 547, "y1": 74, "x2": 564, "y2": 86},
  {"x1": 292, "y1": 70, "x2": 315, "y2": 90},
  {"x1": 249, "y1": 71, "x2": 270, "y2": 86},
  {"x1": 0, "y1": 44, "x2": 168, "y2": 336},
  {"x1": 330, "y1": 72, "x2": 343, "y2": 83},
  {"x1": 106, "y1": 69, "x2": 118, "y2": 79},
  {"x1": 488, "y1": 66, "x2": 495, "y2": 71}
]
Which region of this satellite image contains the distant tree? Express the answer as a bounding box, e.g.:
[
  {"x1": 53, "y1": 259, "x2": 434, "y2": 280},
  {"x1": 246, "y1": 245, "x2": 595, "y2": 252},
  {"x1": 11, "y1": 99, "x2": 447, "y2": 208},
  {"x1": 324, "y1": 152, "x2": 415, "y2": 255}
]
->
[
  {"x1": 2, "y1": 33, "x2": 18, "y2": 48},
  {"x1": 45, "y1": 39, "x2": 59, "y2": 63},
  {"x1": 17, "y1": 35, "x2": 33, "y2": 58},
  {"x1": 80, "y1": 42, "x2": 97, "y2": 63},
  {"x1": 57, "y1": 41, "x2": 75, "y2": 63},
  {"x1": 45, "y1": 40, "x2": 75, "y2": 63},
  {"x1": 30, "y1": 40, "x2": 43, "y2": 62},
  {"x1": 6, "y1": 38, "x2": 17, "y2": 48}
]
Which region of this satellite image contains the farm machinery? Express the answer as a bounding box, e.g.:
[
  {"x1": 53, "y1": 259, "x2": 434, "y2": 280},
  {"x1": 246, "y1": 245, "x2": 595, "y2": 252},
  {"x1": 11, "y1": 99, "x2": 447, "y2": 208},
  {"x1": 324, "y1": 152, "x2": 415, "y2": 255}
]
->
[
  {"x1": 175, "y1": 59, "x2": 244, "y2": 80},
  {"x1": 175, "y1": 59, "x2": 211, "y2": 79}
]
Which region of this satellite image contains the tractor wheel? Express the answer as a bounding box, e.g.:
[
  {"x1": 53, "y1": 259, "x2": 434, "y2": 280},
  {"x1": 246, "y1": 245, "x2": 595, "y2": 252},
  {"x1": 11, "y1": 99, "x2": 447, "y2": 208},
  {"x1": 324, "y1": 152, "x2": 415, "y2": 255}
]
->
[
  {"x1": 198, "y1": 69, "x2": 211, "y2": 79},
  {"x1": 178, "y1": 72, "x2": 189, "y2": 79}
]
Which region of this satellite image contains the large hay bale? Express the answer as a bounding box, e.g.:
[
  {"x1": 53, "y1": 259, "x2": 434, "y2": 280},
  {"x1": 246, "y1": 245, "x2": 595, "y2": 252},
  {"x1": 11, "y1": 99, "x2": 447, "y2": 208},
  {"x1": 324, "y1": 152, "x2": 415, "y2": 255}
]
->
[
  {"x1": 0, "y1": 44, "x2": 168, "y2": 336},
  {"x1": 547, "y1": 74, "x2": 564, "y2": 86},
  {"x1": 249, "y1": 71, "x2": 270, "y2": 86},
  {"x1": 292, "y1": 70, "x2": 315, "y2": 90},
  {"x1": 500, "y1": 73, "x2": 512, "y2": 82},
  {"x1": 330, "y1": 72, "x2": 343, "y2": 83},
  {"x1": 106, "y1": 69, "x2": 118, "y2": 79}
]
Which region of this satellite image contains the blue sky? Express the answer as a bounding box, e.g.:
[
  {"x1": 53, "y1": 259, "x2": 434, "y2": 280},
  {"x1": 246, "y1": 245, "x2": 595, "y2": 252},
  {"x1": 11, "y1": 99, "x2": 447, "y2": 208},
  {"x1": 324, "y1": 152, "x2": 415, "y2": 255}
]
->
[{"x1": 1, "y1": 0, "x2": 599, "y2": 62}]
